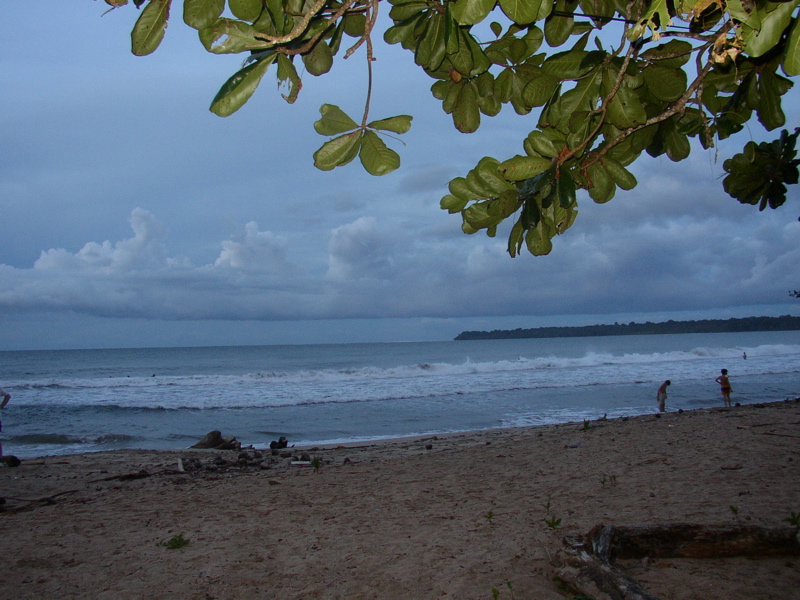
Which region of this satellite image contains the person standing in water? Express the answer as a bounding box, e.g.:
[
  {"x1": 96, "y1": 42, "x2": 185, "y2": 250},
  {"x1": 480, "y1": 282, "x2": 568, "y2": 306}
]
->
[
  {"x1": 657, "y1": 380, "x2": 670, "y2": 412},
  {"x1": 715, "y1": 369, "x2": 732, "y2": 407},
  {"x1": 0, "y1": 388, "x2": 9, "y2": 457}
]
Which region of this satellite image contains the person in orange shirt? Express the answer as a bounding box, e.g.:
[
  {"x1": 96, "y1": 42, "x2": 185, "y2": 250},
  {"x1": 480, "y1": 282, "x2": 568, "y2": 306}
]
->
[{"x1": 715, "y1": 369, "x2": 732, "y2": 407}]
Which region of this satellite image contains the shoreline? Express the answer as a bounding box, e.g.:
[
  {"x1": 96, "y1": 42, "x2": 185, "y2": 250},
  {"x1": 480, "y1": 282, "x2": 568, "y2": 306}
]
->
[{"x1": 2, "y1": 400, "x2": 799, "y2": 599}]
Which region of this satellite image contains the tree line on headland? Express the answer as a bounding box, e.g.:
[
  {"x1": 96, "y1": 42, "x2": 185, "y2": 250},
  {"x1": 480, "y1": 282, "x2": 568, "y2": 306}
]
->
[{"x1": 454, "y1": 315, "x2": 800, "y2": 341}]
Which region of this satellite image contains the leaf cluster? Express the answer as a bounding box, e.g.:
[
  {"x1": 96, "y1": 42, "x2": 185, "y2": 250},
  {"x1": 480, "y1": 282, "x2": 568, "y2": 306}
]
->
[{"x1": 109, "y1": 0, "x2": 800, "y2": 256}]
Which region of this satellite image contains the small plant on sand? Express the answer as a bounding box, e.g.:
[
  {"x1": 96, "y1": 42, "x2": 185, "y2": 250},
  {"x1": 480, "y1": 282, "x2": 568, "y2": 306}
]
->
[
  {"x1": 485, "y1": 510, "x2": 495, "y2": 525},
  {"x1": 729, "y1": 505, "x2": 739, "y2": 518},
  {"x1": 785, "y1": 511, "x2": 800, "y2": 527},
  {"x1": 311, "y1": 456, "x2": 322, "y2": 473},
  {"x1": 600, "y1": 474, "x2": 617, "y2": 486},
  {"x1": 582, "y1": 419, "x2": 590, "y2": 431},
  {"x1": 490, "y1": 584, "x2": 514, "y2": 600},
  {"x1": 544, "y1": 515, "x2": 563, "y2": 529},
  {"x1": 542, "y1": 498, "x2": 552, "y2": 514},
  {"x1": 158, "y1": 533, "x2": 189, "y2": 550}
]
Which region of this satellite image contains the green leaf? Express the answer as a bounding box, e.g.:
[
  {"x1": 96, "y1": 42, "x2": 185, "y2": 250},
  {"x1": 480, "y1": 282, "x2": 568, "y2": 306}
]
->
[
  {"x1": 343, "y1": 13, "x2": 367, "y2": 37},
  {"x1": 389, "y1": 1, "x2": 429, "y2": 22},
  {"x1": 499, "y1": 0, "x2": 543, "y2": 25},
  {"x1": 722, "y1": 128, "x2": 800, "y2": 210},
  {"x1": 602, "y1": 158, "x2": 637, "y2": 190},
  {"x1": 276, "y1": 54, "x2": 300, "y2": 103},
  {"x1": 784, "y1": 17, "x2": 800, "y2": 76},
  {"x1": 441, "y1": 193, "x2": 469, "y2": 213},
  {"x1": 524, "y1": 130, "x2": 560, "y2": 158},
  {"x1": 587, "y1": 162, "x2": 616, "y2": 203},
  {"x1": 450, "y1": 0, "x2": 496, "y2": 26},
  {"x1": 643, "y1": 65, "x2": 687, "y2": 102},
  {"x1": 542, "y1": 49, "x2": 600, "y2": 79},
  {"x1": 544, "y1": 7, "x2": 574, "y2": 47},
  {"x1": 184, "y1": 0, "x2": 223, "y2": 30},
  {"x1": 199, "y1": 18, "x2": 267, "y2": 54},
  {"x1": 131, "y1": 0, "x2": 172, "y2": 56},
  {"x1": 367, "y1": 115, "x2": 413, "y2": 134},
  {"x1": 475, "y1": 156, "x2": 513, "y2": 193},
  {"x1": 313, "y1": 132, "x2": 362, "y2": 171},
  {"x1": 756, "y1": 69, "x2": 789, "y2": 131},
  {"x1": 742, "y1": 0, "x2": 800, "y2": 58},
  {"x1": 314, "y1": 104, "x2": 359, "y2": 135},
  {"x1": 452, "y1": 83, "x2": 481, "y2": 133},
  {"x1": 209, "y1": 53, "x2": 276, "y2": 116},
  {"x1": 522, "y1": 70, "x2": 560, "y2": 107},
  {"x1": 228, "y1": 0, "x2": 263, "y2": 22},
  {"x1": 302, "y1": 40, "x2": 334, "y2": 76},
  {"x1": 359, "y1": 131, "x2": 401, "y2": 176},
  {"x1": 604, "y1": 72, "x2": 647, "y2": 128},
  {"x1": 525, "y1": 221, "x2": 554, "y2": 255},
  {"x1": 498, "y1": 155, "x2": 553, "y2": 181},
  {"x1": 640, "y1": 40, "x2": 693, "y2": 68},
  {"x1": 416, "y1": 12, "x2": 447, "y2": 71},
  {"x1": 449, "y1": 177, "x2": 478, "y2": 200}
]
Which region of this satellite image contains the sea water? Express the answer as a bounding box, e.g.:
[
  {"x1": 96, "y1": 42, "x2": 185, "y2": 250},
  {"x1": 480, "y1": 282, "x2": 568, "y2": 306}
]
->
[{"x1": 1, "y1": 331, "x2": 798, "y2": 458}]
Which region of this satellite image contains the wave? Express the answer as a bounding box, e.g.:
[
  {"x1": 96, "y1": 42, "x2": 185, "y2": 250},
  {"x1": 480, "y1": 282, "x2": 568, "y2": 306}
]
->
[
  {"x1": 9, "y1": 433, "x2": 138, "y2": 446},
  {"x1": 7, "y1": 342, "x2": 799, "y2": 411}
]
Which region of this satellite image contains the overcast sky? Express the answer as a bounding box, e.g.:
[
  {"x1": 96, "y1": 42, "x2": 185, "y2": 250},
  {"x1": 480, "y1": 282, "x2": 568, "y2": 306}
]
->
[{"x1": 1, "y1": 2, "x2": 799, "y2": 351}]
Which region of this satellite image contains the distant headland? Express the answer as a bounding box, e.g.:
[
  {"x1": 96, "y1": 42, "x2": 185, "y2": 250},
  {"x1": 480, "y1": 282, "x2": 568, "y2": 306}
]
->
[{"x1": 454, "y1": 315, "x2": 800, "y2": 341}]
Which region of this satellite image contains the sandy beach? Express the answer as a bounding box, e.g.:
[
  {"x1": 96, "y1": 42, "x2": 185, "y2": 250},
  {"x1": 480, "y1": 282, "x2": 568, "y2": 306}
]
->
[{"x1": 1, "y1": 400, "x2": 799, "y2": 600}]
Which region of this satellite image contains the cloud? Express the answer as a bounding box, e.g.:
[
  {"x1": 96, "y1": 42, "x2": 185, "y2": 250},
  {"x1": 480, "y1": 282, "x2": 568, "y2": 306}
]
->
[
  {"x1": 214, "y1": 221, "x2": 292, "y2": 272},
  {"x1": 34, "y1": 209, "x2": 173, "y2": 272}
]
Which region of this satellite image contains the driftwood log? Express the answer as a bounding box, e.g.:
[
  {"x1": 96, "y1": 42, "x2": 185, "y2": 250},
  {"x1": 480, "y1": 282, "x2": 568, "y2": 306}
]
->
[{"x1": 554, "y1": 524, "x2": 800, "y2": 600}]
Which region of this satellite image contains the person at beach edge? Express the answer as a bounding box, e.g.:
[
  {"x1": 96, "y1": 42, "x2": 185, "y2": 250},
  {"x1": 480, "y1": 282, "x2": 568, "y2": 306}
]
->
[
  {"x1": 0, "y1": 388, "x2": 10, "y2": 457},
  {"x1": 715, "y1": 369, "x2": 732, "y2": 407},
  {"x1": 657, "y1": 380, "x2": 670, "y2": 412}
]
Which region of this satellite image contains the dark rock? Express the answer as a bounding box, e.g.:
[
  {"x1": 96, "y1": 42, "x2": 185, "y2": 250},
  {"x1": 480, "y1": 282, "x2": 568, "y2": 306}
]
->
[
  {"x1": 0, "y1": 455, "x2": 20, "y2": 468},
  {"x1": 191, "y1": 431, "x2": 225, "y2": 449},
  {"x1": 270, "y1": 436, "x2": 289, "y2": 450},
  {"x1": 191, "y1": 431, "x2": 241, "y2": 450}
]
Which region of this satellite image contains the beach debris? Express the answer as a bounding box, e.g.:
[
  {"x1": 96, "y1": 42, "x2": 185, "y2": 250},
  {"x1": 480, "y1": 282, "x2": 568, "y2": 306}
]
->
[
  {"x1": 0, "y1": 455, "x2": 21, "y2": 468},
  {"x1": 554, "y1": 523, "x2": 800, "y2": 600},
  {"x1": 190, "y1": 430, "x2": 242, "y2": 450},
  {"x1": 270, "y1": 436, "x2": 289, "y2": 450}
]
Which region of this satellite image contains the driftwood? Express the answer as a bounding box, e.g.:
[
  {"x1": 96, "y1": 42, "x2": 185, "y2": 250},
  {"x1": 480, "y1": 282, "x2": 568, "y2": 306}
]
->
[
  {"x1": 555, "y1": 524, "x2": 800, "y2": 600},
  {"x1": 0, "y1": 490, "x2": 79, "y2": 514}
]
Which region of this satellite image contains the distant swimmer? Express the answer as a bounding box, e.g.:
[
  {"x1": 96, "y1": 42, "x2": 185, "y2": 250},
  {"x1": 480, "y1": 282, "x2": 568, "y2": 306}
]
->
[
  {"x1": 715, "y1": 369, "x2": 732, "y2": 407},
  {"x1": 743, "y1": 352, "x2": 747, "y2": 360},
  {"x1": 657, "y1": 380, "x2": 670, "y2": 413}
]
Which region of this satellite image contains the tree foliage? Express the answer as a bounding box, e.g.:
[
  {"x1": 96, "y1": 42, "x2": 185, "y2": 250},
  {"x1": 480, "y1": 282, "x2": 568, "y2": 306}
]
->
[{"x1": 105, "y1": 0, "x2": 800, "y2": 256}]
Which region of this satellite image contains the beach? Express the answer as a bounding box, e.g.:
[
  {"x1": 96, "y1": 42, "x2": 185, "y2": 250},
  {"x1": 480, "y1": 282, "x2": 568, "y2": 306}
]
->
[{"x1": 1, "y1": 400, "x2": 799, "y2": 600}]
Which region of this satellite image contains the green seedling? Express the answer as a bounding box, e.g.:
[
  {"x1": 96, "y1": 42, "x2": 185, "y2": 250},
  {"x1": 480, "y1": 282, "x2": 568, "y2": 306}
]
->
[
  {"x1": 544, "y1": 515, "x2": 562, "y2": 529},
  {"x1": 491, "y1": 588, "x2": 500, "y2": 600},
  {"x1": 159, "y1": 533, "x2": 189, "y2": 550},
  {"x1": 582, "y1": 419, "x2": 590, "y2": 431},
  {"x1": 784, "y1": 511, "x2": 800, "y2": 527},
  {"x1": 311, "y1": 456, "x2": 322, "y2": 473},
  {"x1": 542, "y1": 498, "x2": 552, "y2": 514},
  {"x1": 485, "y1": 510, "x2": 494, "y2": 525},
  {"x1": 729, "y1": 505, "x2": 739, "y2": 517}
]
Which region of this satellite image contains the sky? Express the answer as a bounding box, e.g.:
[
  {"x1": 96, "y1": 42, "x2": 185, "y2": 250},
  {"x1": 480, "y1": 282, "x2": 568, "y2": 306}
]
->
[{"x1": 1, "y1": 2, "x2": 799, "y2": 351}]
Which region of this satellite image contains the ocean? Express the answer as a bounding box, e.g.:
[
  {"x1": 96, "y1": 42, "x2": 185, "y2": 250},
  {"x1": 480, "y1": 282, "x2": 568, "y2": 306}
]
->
[{"x1": 1, "y1": 331, "x2": 798, "y2": 458}]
